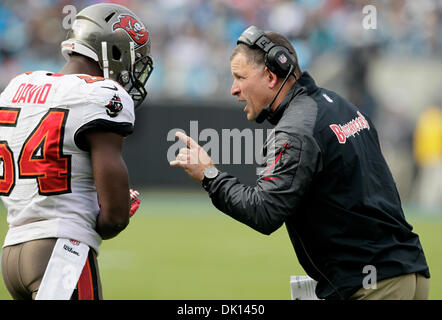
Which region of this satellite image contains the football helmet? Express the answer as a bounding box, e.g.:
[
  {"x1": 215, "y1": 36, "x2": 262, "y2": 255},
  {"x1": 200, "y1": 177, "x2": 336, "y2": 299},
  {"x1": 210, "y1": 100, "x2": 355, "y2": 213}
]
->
[{"x1": 61, "y1": 3, "x2": 153, "y2": 108}]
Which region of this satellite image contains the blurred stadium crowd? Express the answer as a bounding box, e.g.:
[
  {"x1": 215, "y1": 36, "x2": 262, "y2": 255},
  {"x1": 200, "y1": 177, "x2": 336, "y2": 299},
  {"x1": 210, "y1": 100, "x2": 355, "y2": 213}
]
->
[
  {"x1": 0, "y1": 0, "x2": 440, "y2": 98},
  {"x1": 0, "y1": 0, "x2": 441, "y2": 209}
]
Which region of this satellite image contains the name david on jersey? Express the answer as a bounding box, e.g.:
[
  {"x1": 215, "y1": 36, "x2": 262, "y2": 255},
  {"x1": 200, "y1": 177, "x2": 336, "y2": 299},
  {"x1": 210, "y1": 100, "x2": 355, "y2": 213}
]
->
[{"x1": 11, "y1": 83, "x2": 52, "y2": 105}]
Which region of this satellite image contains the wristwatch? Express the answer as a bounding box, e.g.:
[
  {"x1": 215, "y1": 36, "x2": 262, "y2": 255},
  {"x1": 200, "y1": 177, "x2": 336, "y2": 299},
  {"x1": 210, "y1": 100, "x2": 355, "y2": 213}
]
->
[{"x1": 202, "y1": 166, "x2": 219, "y2": 191}]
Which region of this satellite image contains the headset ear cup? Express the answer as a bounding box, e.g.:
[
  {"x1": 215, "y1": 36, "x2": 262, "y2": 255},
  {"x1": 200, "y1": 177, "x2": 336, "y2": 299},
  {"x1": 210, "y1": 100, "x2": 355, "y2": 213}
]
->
[
  {"x1": 266, "y1": 46, "x2": 296, "y2": 78},
  {"x1": 264, "y1": 53, "x2": 277, "y2": 75}
]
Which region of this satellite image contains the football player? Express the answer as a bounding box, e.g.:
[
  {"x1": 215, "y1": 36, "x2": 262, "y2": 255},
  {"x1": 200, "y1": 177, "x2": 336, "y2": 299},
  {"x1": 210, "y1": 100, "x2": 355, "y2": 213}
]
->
[{"x1": 0, "y1": 3, "x2": 152, "y2": 300}]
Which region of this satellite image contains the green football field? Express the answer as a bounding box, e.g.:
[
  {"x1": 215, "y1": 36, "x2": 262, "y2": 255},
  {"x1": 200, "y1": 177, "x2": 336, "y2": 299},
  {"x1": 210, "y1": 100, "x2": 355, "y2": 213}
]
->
[{"x1": 0, "y1": 189, "x2": 441, "y2": 300}]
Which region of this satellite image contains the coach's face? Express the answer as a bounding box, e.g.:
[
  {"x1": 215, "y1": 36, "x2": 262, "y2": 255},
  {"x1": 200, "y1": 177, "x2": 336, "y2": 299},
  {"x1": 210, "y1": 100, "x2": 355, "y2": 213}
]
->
[{"x1": 230, "y1": 52, "x2": 273, "y2": 121}]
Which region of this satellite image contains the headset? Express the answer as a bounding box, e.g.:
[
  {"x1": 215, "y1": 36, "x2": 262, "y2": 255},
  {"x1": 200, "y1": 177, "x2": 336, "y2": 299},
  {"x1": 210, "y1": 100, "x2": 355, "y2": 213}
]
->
[{"x1": 236, "y1": 25, "x2": 297, "y2": 123}]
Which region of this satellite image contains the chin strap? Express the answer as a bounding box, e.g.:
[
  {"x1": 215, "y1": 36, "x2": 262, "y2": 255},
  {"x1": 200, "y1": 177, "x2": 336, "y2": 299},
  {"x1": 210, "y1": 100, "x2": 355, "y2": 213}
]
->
[
  {"x1": 130, "y1": 41, "x2": 135, "y2": 68},
  {"x1": 101, "y1": 41, "x2": 109, "y2": 79}
]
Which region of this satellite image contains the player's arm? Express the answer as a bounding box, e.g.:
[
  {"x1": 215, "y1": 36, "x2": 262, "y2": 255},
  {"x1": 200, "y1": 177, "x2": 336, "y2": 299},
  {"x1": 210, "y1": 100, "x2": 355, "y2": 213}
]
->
[{"x1": 88, "y1": 130, "x2": 130, "y2": 240}]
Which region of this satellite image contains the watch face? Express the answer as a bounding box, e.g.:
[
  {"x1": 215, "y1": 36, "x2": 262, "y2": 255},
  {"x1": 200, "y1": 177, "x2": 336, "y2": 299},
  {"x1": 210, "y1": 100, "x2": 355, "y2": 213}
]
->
[{"x1": 204, "y1": 166, "x2": 219, "y2": 179}]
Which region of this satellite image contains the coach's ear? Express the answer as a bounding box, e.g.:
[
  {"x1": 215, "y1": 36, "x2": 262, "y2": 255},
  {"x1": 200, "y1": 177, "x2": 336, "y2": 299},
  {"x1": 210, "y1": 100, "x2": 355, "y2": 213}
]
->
[{"x1": 265, "y1": 67, "x2": 278, "y2": 90}]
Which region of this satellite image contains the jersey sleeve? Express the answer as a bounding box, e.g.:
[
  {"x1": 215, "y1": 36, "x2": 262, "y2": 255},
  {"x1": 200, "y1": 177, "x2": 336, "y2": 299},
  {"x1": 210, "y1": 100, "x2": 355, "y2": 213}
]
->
[
  {"x1": 74, "y1": 79, "x2": 135, "y2": 151},
  {"x1": 207, "y1": 130, "x2": 322, "y2": 235}
]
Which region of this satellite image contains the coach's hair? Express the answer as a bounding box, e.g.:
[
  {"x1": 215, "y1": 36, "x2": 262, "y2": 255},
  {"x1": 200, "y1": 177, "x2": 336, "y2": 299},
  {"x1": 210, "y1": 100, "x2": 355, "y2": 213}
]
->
[{"x1": 230, "y1": 31, "x2": 302, "y2": 78}]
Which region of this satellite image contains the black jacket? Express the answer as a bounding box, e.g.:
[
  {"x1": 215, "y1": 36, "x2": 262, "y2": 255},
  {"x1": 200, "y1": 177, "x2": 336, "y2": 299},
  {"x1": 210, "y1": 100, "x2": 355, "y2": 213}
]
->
[{"x1": 207, "y1": 72, "x2": 430, "y2": 299}]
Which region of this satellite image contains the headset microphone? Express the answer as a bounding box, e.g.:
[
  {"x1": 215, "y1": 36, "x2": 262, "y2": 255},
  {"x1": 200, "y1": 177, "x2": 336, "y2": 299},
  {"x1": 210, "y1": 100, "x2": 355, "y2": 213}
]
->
[{"x1": 255, "y1": 64, "x2": 295, "y2": 124}]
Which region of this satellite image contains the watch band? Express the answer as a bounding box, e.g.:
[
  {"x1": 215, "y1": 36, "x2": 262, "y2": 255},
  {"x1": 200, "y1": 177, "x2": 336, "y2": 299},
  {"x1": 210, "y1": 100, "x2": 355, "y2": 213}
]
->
[{"x1": 202, "y1": 176, "x2": 214, "y2": 191}]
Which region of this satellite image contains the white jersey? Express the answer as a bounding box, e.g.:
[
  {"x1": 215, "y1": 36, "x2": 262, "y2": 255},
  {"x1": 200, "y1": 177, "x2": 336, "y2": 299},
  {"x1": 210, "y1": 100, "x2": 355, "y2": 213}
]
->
[{"x1": 0, "y1": 71, "x2": 135, "y2": 253}]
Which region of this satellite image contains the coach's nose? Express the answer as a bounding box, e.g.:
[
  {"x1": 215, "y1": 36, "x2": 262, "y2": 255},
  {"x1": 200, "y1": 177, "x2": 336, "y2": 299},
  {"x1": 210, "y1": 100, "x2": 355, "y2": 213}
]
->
[{"x1": 231, "y1": 80, "x2": 240, "y2": 97}]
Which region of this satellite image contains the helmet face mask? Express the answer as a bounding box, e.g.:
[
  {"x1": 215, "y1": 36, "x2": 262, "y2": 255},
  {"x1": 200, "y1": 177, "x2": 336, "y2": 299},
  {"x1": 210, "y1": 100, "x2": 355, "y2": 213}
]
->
[
  {"x1": 126, "y1": 53, "x2": 153, "y2": 108},
  {"x1": 61, "y1": 3, "x2": 154, "y2": 109}
]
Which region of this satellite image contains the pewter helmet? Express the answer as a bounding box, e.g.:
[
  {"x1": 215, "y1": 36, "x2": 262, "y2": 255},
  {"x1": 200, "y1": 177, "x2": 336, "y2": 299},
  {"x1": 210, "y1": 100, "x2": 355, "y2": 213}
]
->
[{"x1": 61, "y1": 3, "x2": 153, "y2": 108}]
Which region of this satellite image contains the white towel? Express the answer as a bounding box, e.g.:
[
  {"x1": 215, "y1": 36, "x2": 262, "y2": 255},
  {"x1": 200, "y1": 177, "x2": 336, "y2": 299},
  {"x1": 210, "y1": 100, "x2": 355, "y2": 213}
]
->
[
  {"x1": 35, "y1": 238, "x2": 89, "y2": 300},
  {"x1": 290, "y1": 275, "x2": 321, "y2": 300}
]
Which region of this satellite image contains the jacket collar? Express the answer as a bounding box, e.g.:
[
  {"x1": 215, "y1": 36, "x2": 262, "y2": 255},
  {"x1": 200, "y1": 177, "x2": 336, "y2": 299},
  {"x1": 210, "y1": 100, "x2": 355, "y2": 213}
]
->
[{"x1": 267, "y1": 71, "x2": 318, "y2": 125}]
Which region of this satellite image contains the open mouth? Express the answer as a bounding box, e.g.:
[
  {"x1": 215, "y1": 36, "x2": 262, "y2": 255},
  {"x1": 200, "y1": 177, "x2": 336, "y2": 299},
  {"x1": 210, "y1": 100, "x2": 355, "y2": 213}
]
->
[{"x1": 237, "y1": 99, "x2": 247, "y2": 112}]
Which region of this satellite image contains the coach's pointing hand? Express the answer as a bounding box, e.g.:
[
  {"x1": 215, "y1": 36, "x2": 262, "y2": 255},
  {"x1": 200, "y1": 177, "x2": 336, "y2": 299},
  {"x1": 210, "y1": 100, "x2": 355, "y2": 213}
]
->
[{"x1": 169, "y1": 131, "x2": 215, "y2": 182}]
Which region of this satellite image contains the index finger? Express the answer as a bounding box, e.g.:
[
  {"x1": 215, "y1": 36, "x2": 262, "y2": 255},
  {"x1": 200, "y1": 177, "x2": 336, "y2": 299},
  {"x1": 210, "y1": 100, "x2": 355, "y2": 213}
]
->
[{"x1": 175, "y1": 131, "x2": 199, "y2": 149}]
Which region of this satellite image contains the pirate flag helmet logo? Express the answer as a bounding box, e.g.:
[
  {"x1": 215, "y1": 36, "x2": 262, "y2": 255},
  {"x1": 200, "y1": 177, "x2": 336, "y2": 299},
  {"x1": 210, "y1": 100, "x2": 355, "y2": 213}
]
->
[{"x1": 112, "y1": 14, "x2": 149, "y2": 48}]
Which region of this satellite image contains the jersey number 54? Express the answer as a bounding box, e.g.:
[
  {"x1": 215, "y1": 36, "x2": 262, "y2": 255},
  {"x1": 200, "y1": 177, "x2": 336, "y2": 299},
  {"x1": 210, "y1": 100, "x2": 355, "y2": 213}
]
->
[{"x1": 0, "y1": 107, "x2": 71, "y2": 196}]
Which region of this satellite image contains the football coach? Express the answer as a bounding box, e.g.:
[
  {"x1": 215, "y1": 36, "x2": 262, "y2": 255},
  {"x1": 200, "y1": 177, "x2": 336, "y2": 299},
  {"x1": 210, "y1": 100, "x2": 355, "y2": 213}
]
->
[{"x1": 170, "y1": 26, "x2": 430, "y2": 300}]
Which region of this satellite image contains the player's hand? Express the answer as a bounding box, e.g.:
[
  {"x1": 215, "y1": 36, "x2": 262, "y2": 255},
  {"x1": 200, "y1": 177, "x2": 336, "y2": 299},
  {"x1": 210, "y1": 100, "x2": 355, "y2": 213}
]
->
[
  {"x1": 169, "y1": 131, "x2": 214, "y2": 182},
  {"x1": 130, "y1": 189, "x2": 141, "y2": 217}
]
